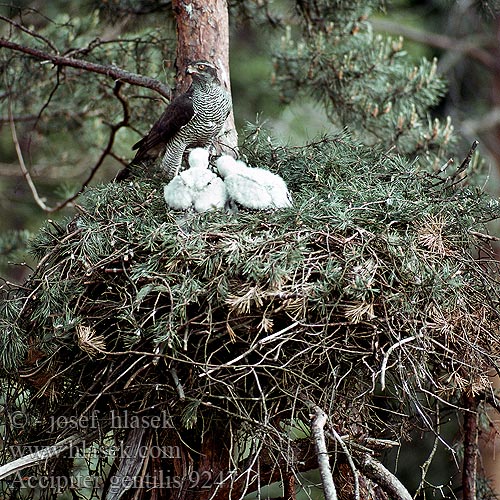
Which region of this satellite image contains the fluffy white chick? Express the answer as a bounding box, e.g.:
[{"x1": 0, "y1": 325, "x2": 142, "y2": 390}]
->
[
  {"x1": 164, "y1": 148, "x2": 227, "y2": 212},
  {"x1": 216, "y1": 155, "x2": 292, "y2": 210},
  {"x1": 188, "y1": 147, "x2": 210, "y2": 169},
  {"x1": 164, "y1": 175, "x2": 193, "y2": 210},
  {"x1": 194, "y1": 177, "x2": 227, "y2": 212},
  {"x1": 179, "y1": 148, "x2": 214, "y2": 191},
  {"x1": 216, "y1": 155, "x2": 244, "y2": 178}
]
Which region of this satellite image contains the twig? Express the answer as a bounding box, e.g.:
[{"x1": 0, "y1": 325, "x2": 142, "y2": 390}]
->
[
  {"x1": 327, "y1": 428, "x2": 360, "y2": 500},
  {"x1": 455, "y1": 140, "x2": 479, "y2": 176},
  {"x1": 0, "y1": 13, "x2": 59, "y2": 53},
  {"x1": 462, "y1": 393, "x2": 478, "y2": 500},
  {"x1": 8, "y1": 78, "x2": 131, "y2": 212},
  {"x1": 356, "y1": 453, "x2": 412, "y2": 500},
  {"x1": 199, "y1": 321, "x2": 299, "y2": 377},
  {"x1": 439, "y1": 158, "x2": 454, "y2": 173},
  {"x1": 469, "y1": 230, "x2": 500, "y2": 242},
  {"x1": 0, "y1": 38, "x2": 171, "y2": 98},
  {"x1": 8, "y1": 99, "x2": 50, "y2": 211},
  {"x1": 442, "y1": 141, "x2": 479, "y2": 190},
  {"x1": 34, "y1": 66, "x2": 61, "y2": 129},
  {"x1": 311, "y1": 406, "x2": 337, "y2": 500},
  {"x1": 46, "y1": 80, "x2": 130, "y2": 212},
  {"x1": 169, "y1": 366, "x2": 185, "y2": 400},
  {"x1": 380, "y1": 336, "x2": 416, "y2": 391},
  {"x1": 415, "y1": 406, "x2": 440, "y2": 497}
]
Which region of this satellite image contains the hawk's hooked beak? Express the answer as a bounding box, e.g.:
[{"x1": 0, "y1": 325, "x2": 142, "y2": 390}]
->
[{"x1": 185, "y1": 65, "x2": 198, "y2": 75}]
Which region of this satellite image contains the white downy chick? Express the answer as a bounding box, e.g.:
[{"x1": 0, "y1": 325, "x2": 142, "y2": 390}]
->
[
  {"x1": 194, "y1": 177, "x2": 227, "y2": 212},
  {"x1": 216, "y1": 155, "x2": 292, "y2": 210},
  {"x1": 165, "y1": 148, "x2": 226, "y2": 212},
  {"x1": 164, "y1": 175, "x2": 193, "y2": 210},
  {"x1": 180, "y1": 148, "x2": 214, "y2": 192},
  {"x1": 188, "y1": 147, "x2": 210, "y2": 169},
  {"x1": 215, "y1": 155, "x2": 244, "y2": 178},
  {"x1": 244, "y1": 165, "x2": 292, "y2": 208}
]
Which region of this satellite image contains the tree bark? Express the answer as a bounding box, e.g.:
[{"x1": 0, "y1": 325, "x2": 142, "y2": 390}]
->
[
  {"x1": 463, "y1": 393, "x2": 479, "y2": 500},
  {"x1": 172, "y1": 0, "x2": 238, "y2": 153}
]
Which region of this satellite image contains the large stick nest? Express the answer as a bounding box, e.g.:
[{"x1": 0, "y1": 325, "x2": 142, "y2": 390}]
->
[{"x1": 2, "y1": 133, "x2": 500, "y2": 489}]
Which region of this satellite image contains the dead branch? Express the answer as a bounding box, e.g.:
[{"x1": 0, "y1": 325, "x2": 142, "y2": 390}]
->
[
  {"x1": 0, "y1": 433, "x2": 85, "y2": 480},
  {"x1": 356, "y1": 453, "x2": 412, "y2": 500},
  {"x1": 327, "y1": 429, "x2": 360, "y2": 500},
  {"x1": 380, "y1": 336, "x2": 417, "y2": 391},
  {"x1": 0, "y1": 13, "x2": 58, "y2": 52},
  {"x1": 311, "y1": 406, "x2": 337, "y2": 500},
  {"x1": 17, "y1": 80, "x2": 131, "y2": 213},
  {"x1": 8, "y1": 99, "x2": 50, "y2": 211},
  {"x1": 415, "y1": 406, "x2": 440, "y2": 497}
]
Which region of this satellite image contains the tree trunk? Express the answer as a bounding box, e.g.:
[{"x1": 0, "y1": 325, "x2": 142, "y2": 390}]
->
[
  {"x1": 172, "y1": 0, "x2": 238, "y2": 153},
  {"x1": 463, "y1": 394, "x2": 479, "y2": 500}
]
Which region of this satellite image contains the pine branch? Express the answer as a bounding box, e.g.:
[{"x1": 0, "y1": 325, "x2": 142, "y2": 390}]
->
[
  {"x1": 49, "y1": 81, "x2": 131, "y2": 212},
  {"x1": 0, "y1": 38, "x2": 171, "y2": 98}
]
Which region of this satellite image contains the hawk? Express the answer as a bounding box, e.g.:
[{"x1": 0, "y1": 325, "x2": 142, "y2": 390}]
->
[{"x1": 117, "y1": 60, "x2": 231, "y2": 181}]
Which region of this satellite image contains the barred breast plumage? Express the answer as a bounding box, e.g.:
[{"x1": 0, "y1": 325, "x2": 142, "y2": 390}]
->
[{"x1": 130, "y1": 60, "x2": 231, "y2": 180}]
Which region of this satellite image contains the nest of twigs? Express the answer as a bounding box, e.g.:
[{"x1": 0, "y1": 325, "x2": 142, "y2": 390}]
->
[{"x1": 2, "y1": 133, "x2": 500, "y2": 496}]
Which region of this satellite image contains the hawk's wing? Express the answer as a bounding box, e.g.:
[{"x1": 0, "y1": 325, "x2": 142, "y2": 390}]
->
[{"x1": 132, "y1": 88, "x2": 195, "y2": 161}]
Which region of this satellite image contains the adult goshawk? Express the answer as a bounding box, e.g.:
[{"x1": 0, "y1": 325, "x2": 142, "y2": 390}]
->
[{"x1": 121, "y1": 60, "x2": 231, "y2": 180}]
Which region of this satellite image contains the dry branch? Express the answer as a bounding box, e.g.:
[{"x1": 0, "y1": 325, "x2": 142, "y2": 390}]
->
[
  {"x1": 0, "y1": 433, "x2": 85, "y2": 480},
  {"x1": 356, "y1": 453, "x2": 412, "y2": 500},
  {"x1": 327, "y1": 428, "x2": 360, "y2": 500},
  {"x1": 311, "y1": 407, "x2": 337, "y2": 500}
]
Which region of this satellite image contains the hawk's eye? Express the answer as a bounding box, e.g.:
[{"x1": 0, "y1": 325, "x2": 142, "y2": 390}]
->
[{"x1": 197, "y1": 64, "x2": 206, "y2": 70}]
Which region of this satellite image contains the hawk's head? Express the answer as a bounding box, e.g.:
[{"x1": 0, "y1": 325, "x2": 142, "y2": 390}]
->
[{"x1": 186, "y1": 60, "x2": 219, "y2": 83}]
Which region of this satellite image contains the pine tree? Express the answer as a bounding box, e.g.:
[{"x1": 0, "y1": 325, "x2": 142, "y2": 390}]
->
[{"x1": 1, "y1": 1, "x2": 500, "y2": 499}]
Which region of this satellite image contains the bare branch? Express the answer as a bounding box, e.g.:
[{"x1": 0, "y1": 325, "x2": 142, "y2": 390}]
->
[
  {"x1": 8, "y1": 99, "x2": 50, "y2": 211},
  {"x1": 327, "y1": 429, "x2": 360, "y2": 500},
  {"x1": 372, "y1": 19, "x2": 499, "y2": 71},
  {"x1": 0, "y1": 433, "x2": 85, "y2": 480},
  {"x1": 356, "y1": 453, "x2": 412, "y2": 500},
  {"x1": 48, "y1": 81, "x2": 130, "y2": 212},
  {"x1": 169, "y1": 366, "x2": 185, "y2": 400},
  {"x1": 0, "y1": 13, "x2": 59, "y2": 52},
  {"x1": 311, "y1": 406, "x2": 338, "y2": 500},
  {"x1": 415, "y1": 406, "x2": 440, "y2": 497},
  {"x1": 0, "y1": 38, "x2": 171, "y2": 98},
  {"x1": 7, "y1": 80, "x2": 131, "y2": 213},
  {"x1": 469, "y1": 230, "x2": 500, "y2": 241},
  {"x1": 380, "y1": 336, "x2": 417, "y2": 391}
]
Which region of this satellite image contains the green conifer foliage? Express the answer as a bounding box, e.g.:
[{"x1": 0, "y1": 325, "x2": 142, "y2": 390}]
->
[{"x1": 274, "y1": 0, "x2": 452, "y2": 169}]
